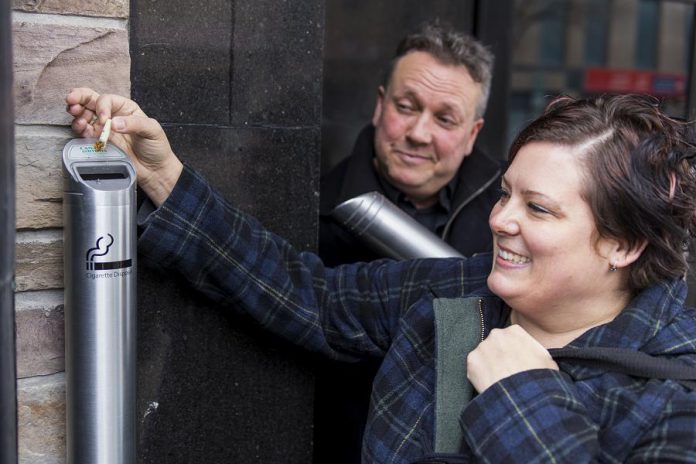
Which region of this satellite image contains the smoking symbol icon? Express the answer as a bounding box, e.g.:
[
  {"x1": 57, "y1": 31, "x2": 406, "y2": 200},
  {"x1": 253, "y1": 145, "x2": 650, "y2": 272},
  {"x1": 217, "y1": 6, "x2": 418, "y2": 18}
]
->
[{"x1": 86, "y1": 234, "x2": 132, "y2": 271}]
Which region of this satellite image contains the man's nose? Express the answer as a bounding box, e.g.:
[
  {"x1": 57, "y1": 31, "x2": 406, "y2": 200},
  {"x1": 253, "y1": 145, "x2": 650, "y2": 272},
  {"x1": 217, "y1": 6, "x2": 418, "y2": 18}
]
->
[{"x1": 406, "y1": 113, "x2": 432, "y2": 145}]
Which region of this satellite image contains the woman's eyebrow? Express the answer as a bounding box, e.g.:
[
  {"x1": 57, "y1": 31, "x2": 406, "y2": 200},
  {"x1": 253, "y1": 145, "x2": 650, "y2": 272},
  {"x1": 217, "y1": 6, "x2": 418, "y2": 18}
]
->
[{"x1": 502, "y1": 174, "x2": 563, "y2": 210}]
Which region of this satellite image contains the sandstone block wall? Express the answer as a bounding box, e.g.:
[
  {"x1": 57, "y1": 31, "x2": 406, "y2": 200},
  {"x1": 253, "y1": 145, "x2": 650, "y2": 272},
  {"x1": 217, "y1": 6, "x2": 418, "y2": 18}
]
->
[{"x1": 12, "y1": 2, "x2": 130, "y2": 462}]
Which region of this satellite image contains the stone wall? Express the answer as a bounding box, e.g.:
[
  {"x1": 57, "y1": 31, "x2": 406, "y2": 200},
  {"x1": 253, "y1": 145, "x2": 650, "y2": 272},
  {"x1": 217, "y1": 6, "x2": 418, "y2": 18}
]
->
[{"x1": 12, "y1": 1, "x2": 130, "y2": 461}]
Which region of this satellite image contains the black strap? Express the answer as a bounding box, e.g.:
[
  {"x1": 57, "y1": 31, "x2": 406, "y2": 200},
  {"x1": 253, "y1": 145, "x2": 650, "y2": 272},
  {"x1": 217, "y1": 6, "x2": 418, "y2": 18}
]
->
[{"x1": 549, "y1": 346, "x2": 696, "y2": 390}]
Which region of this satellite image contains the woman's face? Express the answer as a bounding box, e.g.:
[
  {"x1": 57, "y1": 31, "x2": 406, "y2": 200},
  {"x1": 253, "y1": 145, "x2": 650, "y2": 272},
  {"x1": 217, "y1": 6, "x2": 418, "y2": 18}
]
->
[{"x1": 487, "y1": 141, "x2": 616, "y2": 316}]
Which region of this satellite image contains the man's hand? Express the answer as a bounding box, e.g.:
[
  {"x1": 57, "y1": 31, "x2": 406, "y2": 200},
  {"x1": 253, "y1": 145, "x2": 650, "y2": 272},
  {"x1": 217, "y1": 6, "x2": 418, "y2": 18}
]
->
[
  {"x1": 467, "y1": 325, "x2": 559, "y2": 393},
  {"x1": 65, "y1": 88, "x2": 183, "y2": 206}
]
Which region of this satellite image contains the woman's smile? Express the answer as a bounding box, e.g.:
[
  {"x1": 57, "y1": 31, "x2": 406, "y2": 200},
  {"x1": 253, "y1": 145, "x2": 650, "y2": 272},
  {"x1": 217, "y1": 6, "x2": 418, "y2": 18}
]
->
[{"x1": 497, "y1": 247, "x2": 531, "y2": 265}]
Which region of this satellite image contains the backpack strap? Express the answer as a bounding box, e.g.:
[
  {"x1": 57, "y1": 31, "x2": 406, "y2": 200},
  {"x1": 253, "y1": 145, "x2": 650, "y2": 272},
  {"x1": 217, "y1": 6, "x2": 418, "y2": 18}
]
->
[{"x1": 548, "y1": 346, "x2": 696, "y2": 390}]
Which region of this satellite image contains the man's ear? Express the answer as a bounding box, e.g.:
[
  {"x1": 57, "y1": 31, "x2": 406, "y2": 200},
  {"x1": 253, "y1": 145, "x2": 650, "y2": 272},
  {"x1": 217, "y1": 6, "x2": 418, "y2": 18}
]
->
[
  {"x1": 462, "y1": 118, "x2": 485, "y2": 156},
  {"x1": 372, "y1": 86, "x2": 386, "y2": 127}
]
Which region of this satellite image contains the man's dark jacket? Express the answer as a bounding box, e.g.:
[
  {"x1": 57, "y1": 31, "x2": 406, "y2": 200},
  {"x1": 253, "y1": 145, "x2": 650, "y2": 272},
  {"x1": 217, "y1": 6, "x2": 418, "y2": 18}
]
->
[{"x1": 319, "y1": 124, "x2": 503, "y2": 266}]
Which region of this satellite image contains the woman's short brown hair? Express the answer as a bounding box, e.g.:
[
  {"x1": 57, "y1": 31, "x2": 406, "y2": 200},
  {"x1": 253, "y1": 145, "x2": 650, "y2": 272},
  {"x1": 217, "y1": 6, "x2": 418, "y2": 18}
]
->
[{"x1": 508, "y1": 94, "x2": 696, "y2": 292}]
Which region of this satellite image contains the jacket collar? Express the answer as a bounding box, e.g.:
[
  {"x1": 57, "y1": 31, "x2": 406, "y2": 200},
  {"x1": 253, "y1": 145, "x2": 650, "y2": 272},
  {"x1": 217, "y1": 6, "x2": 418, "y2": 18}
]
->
[{"x1": 567, "y1": 278, "x2": 689, "y2": 352}]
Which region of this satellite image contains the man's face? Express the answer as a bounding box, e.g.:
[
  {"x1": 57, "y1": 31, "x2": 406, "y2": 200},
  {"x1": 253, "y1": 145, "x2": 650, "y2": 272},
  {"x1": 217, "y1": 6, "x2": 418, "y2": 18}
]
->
[{"x1": 372, "y1": 51, "x2": 484, "y2": 207}]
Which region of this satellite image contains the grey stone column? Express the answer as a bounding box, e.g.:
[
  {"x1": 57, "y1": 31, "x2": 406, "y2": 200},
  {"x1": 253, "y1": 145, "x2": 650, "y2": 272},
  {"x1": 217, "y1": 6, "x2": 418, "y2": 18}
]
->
[{"x1": 130, "y1": 1, "x2": 323, "y2": 462}]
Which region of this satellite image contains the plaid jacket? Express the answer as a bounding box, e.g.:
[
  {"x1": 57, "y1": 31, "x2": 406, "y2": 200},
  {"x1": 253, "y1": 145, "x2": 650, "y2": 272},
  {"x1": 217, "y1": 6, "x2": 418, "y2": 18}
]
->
[{"x1": 139, "y1": 166, "x2": 696, "y2": 463}]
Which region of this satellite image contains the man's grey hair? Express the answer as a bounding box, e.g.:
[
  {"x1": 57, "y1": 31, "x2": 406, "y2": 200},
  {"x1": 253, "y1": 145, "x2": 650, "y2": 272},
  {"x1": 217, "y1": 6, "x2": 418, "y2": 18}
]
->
[{"x1": 382, "y1": 21, "x2": 494, "y2": 119}]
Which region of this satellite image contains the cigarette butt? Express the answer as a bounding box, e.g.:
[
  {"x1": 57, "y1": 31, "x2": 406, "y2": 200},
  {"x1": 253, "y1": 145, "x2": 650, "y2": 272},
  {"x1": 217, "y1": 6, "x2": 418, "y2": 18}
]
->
[{"x1": 94, "y1": 119, "x2": 112, "y2": 151}]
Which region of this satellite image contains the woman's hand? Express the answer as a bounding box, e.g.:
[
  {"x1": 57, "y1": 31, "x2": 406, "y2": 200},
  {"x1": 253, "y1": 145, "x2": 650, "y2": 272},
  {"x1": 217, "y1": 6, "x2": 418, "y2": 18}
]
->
[
  {"x1": 65, "y1": 88, "x2": 183, "y2": 206},
  {"x1": 467, "y1": 324, "x2": 559, "y2": 393}
]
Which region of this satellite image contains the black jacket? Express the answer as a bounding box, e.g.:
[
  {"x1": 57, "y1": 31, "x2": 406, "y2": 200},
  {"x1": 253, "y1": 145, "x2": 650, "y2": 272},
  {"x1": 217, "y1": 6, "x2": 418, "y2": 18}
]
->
[{"x1": 319, "y1": 125, "x2": 503, "y2": 266}]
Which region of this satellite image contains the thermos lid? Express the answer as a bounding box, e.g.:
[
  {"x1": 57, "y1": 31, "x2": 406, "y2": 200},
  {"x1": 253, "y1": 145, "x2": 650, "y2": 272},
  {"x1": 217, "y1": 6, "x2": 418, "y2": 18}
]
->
[{"x1": 332, "y1": 191, "x2": 463, "y2": 259}]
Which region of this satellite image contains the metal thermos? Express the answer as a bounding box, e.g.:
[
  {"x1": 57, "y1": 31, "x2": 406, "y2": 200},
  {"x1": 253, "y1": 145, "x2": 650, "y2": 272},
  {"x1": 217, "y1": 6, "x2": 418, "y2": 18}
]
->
[
  {"x1": 331, "y1": 191, "x2": 464, "y2": 259},
  {"x1": 62, "y1": 139, "x2": 137, "y2": 464}
]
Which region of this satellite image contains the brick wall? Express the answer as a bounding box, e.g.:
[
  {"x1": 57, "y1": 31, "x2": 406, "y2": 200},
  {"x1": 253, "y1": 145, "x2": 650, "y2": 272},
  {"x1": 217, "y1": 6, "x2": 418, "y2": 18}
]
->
[{"x1": 12, "y1": 1, "x2": 130, "y2": 461}]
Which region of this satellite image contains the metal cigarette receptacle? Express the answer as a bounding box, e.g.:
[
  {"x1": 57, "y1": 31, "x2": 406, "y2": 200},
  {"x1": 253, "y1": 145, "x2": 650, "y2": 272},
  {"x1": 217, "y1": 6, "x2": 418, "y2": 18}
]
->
[{"x1": 63, "y1": 139, "x2": 136, "y2": 464}]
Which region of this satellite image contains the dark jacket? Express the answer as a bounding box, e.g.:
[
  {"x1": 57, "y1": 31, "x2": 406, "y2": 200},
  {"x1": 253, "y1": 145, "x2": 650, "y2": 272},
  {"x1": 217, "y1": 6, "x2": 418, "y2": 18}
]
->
[{"x1": 319, "y1": 125, "x2": 502, "y2": 266}]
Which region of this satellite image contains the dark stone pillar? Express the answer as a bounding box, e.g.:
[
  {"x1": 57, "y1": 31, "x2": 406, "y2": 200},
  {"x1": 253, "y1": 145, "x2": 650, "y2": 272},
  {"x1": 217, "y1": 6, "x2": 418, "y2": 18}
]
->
[{"x1": 130, "y1": 1, "x2": 322, "y2": 462}]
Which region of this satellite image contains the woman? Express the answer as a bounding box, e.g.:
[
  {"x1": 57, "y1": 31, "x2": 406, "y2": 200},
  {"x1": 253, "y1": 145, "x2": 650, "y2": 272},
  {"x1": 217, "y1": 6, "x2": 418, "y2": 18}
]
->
[
  {"x1": 463, "y1": 95, "x2": 696, "y2": 462},
  {"x1": 67, "y1": 90, "x2": 696, "y2": 462}
]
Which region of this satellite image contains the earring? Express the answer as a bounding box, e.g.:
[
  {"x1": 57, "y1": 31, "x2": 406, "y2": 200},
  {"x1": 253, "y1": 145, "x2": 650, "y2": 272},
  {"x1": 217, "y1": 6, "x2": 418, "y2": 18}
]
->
[{"x1": 609, "y1": 263, "x2": 617, "y2": 272}]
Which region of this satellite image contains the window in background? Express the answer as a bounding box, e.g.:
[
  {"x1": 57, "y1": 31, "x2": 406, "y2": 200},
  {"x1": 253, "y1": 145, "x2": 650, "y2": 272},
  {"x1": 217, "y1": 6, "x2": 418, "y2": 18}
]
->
[
  {"x1": 539, "y1": 1, "x2": 567, "y2": 66},
  {"x1": 635, "y1": 0, "x2": 659, "y2": 70},
  {"x1": 584, "y1": 0, "x2": 609, "y2": 66},
  {"x1": 508, "y1": 0, "x2": 695, "y2": 145}
]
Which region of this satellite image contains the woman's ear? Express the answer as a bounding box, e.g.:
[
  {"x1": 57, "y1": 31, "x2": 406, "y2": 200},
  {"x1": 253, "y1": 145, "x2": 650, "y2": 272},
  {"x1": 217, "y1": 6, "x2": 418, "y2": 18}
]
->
[{"x1": 607, "y1": 238, "x2": 648, "y2": 270}]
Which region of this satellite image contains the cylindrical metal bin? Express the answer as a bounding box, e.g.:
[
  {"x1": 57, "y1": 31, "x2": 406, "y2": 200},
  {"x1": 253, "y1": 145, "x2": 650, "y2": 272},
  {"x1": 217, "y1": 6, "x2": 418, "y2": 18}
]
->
[
  {"x1": 331, "y1": 191, "x2": 464, "y2": 260},
  {"x1": 62, "y1": 139, "x2": 137, "y2": 464}
]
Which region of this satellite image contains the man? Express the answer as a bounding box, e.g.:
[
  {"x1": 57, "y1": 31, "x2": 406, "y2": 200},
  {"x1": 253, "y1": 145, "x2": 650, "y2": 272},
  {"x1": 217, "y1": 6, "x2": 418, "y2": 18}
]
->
[
  {"x1": 317, "y1": 23, "x2": 502, "y2": 463},
  {"x1": 320, "y1": 22, "x2": 501, "y2": 266}
]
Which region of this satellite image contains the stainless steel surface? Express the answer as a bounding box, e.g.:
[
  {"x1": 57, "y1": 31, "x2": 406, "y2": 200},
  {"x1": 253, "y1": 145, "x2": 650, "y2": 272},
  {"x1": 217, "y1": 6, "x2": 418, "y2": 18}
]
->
[
  {"x1": 63, "y1": 139, "x2": 137, "y2": 464},
  {"x1": 331, "y1": 191, "x2": 464, "y2": 260}
]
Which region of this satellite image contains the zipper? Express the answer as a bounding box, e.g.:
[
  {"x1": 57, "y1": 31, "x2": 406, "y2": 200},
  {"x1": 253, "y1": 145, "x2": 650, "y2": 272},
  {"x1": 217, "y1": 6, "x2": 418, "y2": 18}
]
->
[
  {"x1": 440, "y1": 166, "x2": 502, "y2": 241},
  {"x1": 478, "y1": 298, "x2": 485, "y2": 342}
]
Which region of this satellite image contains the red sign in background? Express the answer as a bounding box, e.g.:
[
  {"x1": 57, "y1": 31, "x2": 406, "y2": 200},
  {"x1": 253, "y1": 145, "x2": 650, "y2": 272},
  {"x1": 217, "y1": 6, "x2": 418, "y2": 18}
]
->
[{"x1": 584, "y1": 67, "x2": 685, "y2": 96}]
